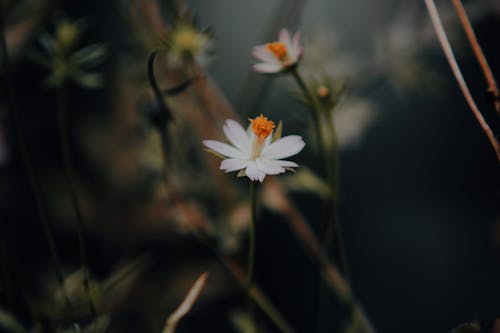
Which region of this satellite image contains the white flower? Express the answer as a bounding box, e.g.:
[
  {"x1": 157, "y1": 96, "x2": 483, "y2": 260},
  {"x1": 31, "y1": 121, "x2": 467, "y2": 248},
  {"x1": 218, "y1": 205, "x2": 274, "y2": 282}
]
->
[
  {"x1": 203, "y1": 115, "x2": 305, "y2": 182},
  {"x1": 252, "y1": 29, "x2": 302, "y2": 73}
]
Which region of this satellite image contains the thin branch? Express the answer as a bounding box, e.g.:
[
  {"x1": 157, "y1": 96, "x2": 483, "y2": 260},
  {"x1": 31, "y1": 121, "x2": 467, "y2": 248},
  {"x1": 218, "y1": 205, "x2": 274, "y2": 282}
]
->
[
  {"x1": 162, "y1": 272, "x2": 208, "y2": 333},
  {"x1": 451, "y1": 0, "x2": 500, "y2": 115},
  {"x1": 424, "y1": 0, "x2": 500, "y2": 162}
]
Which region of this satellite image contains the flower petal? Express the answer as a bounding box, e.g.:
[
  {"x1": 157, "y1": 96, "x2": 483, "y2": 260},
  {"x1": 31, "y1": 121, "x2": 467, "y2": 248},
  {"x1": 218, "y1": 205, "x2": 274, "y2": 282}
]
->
[
  {"x1": 252, "y1": 46, "x2": 280, "y2": 64},
  {"x1": 203, "y1": 140, "x2": 246, "y2": 159},
  {"x1": 256, "y1": 157, "x2": 285, "y2": 175},
  {"x1": 220, "y1": 158, "x2": 250, "y2": 172},
  {"x1": 278, "y1": 29, "x2": 291, "y2": 46},
  {"x1": 253, "y1": 63, "x2": 282, "y2": 73},
  {"x1": 288, "y1": 32, "x2": 302, "y2": 62},
  {"x1": 261, "y1": 135, "x2": 305, "y2": 159},
  {"x1": 223, "y1": 119, "x2": 251, "y2": 153},
  {"x1": 245, "y1": 162, "x2": 266, "y2": 182}
]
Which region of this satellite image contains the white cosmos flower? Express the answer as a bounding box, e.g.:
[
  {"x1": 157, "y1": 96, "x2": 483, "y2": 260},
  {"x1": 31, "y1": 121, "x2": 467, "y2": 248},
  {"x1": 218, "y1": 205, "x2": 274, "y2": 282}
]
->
[
  {"x1": 252, "y1": 29, "x2": 302, "y2": 73},
  {"x1": 203, "y1": 115, "x2": 305, "y2": 182}
]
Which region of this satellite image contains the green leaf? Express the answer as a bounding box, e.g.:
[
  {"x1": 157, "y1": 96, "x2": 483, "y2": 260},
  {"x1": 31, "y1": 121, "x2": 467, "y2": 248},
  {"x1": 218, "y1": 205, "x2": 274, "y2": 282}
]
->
[
  {"x1": 71, "y1": 43, "x2": 107, "y2": 69},
  {"x1": 272, "y1": 120, "x2": 282, "y2": 142},
  {"x1": 38, "y1": 33, "x2": 55, "y2": 54},
  {"x1": 203, "y1": 148, "x2": 225, "y2": 159},
  {"x1": 0, "y1": 309, "x2": 28, "y2": 333},
  {"x1": 73, "y1": 72, "x2": 103, "y2": 89}
]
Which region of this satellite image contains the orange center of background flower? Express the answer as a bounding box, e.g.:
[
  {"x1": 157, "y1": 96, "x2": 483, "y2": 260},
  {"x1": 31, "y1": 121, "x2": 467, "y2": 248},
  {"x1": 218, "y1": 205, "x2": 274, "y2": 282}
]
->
[
  {"x1": 266, "y1": 42, "x2": 287, "y2": 60},
  {"x1": 250, "y1": 114, "x2": 275, "y2": 140}
]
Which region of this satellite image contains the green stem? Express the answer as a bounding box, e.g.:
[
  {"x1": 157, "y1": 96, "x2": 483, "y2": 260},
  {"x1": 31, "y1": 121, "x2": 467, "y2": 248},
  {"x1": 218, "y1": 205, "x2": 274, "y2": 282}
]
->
[
  {"x1": 246, "y1": 181, "x2": 257, "y2": 287},
  {"x1": 290, "y1": 69, "x2": 326, "y2": 172},
  {"x1": 246, "y1": 181, "x2": 257, "y2": 333},
  {"x1": 56, "y1": 82, "x2": 96, "y2": 318},
  {"x1": 290, "y1": 68, "x2": 347, "y2": 275},
  {"x1": 0, "y1": 13, "x2": 70, "y2": 306}
]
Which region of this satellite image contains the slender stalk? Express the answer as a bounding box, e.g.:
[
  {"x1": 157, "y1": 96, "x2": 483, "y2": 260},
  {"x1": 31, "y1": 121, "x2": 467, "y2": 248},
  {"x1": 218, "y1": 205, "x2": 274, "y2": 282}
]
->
[
  {"x1": 290, "y1": 68, "x2": 325, "y2": 171},
  {"x1": 425, "y1": 0, "x2": 500, "y2": 162},
  {"x1": 246, "y1": 181, "x2": 257, "y2": 287},
  {"x1": 56, "y1": 82, "x2": 97, "y2": 318},
  {"x1": 290, "y1": 68, "x2": 347, "y2": 274},
  {"x1": 0, "y1": 13, "x2": 70, "y2": 305},
  {"x1": 451, "y1": 0, "x2": 500, "y2": 115}
]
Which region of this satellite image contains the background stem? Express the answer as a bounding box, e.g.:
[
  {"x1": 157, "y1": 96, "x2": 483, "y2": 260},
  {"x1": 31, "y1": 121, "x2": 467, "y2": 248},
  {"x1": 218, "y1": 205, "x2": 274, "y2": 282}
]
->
[
  {"x1": 247, "y1": 181, "x2": 256, "y2": 287},
  {"x1": 0, "y1": 13, "x2": 70, "y2": 305},
  {"x1": 290, "y1": 68, "x2": 347, "y2": 274},
  {"x1": 424, "y1": 0, "x2": 500, "y2": 161},
  {"x1": 56, "y1": 82, "x2": 96, "y2": 318}
]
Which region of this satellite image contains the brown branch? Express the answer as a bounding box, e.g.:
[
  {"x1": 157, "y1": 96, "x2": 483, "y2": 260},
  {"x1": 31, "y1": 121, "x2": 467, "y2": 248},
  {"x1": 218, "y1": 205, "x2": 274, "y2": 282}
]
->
[
  {"x1": 451, "y1": 0, "x2": 500, "y2": 115},
  {"x1": 425, "y1": 0, "x2": 500, "y2": 162}
]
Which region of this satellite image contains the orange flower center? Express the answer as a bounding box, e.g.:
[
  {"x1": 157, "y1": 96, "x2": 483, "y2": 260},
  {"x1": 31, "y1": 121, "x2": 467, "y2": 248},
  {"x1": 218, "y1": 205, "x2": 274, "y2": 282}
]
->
[
  {"x1": 266, "y1": 42, "x2": 288, "y2": 60},
  {"x1": 250, "y1": 114, "x2": 275, "y2": 140}
]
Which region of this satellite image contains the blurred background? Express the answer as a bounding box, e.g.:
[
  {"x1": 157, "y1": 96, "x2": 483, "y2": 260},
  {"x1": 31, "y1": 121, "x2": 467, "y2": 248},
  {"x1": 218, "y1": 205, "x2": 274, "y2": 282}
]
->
[{"x1": 0, "y1": 0, "x2": 499, "y2": 332}]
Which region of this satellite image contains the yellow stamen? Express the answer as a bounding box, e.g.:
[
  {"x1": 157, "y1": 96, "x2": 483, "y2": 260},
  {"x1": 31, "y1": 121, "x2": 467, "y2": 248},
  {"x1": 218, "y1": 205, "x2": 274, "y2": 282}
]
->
[
  {"x1": 250, "y1": 114, "x2": 275, "y2": 140},
  {"x1": 266, "y1": 42, "x2": 288, "y2": 60}
]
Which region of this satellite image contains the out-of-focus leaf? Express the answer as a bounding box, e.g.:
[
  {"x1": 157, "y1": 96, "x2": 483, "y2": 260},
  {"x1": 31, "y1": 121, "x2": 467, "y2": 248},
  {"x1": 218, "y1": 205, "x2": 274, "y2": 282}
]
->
[
  {"x1": 228, "y1": 310, "x2": 262, "y2": 333},
  {"x1": 203, "y1": 148, "x2": 225, "y2": 159},
  {"x1": 162, "y1": 272, "x2": 208, "y2": 333},
  {"x1": 0, "y1": 309, "x2": 28, "y2": 333},
  {"x1": 272, "y1": 120, "x2": 283, "y2": 142},
  {"x1": 71, "y1": 43, "x2": 107, "y2": 68},
  {"x1": 38, "y1": 32, "x2": 55, "y2": 54},
  {"x1": 23, "y1": 49, "x2": 51, "y2": 68},
  {"x1": 451, "y1": 322, "x2": 481, "y2": 333},
  {"x1": 73, "y1": 72, "x2": 103, "y2": 89},
  {"x1": 282, "y1": 167, "x2": 329, "y2": 198}
]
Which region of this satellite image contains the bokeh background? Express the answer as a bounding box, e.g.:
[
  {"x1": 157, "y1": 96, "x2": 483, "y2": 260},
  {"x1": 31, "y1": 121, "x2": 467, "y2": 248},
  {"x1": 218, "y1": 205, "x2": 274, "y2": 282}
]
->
[{"x1": 0, "y1": 0, "x2": 499, "y2": 332}]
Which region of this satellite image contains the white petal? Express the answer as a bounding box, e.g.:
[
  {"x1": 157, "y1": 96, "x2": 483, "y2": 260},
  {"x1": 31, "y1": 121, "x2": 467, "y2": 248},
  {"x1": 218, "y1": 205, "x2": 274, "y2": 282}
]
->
[
  {"x1": 245, "y1": 162, "x2": 266, "y2": 182},
  {"x1": 252, "y1": 46, "x2": 280, "y2": 64},
  {"x1": 253, "y1": 63, "x2": 283, "y2": 73},
  {"x1": 203, "y1": 140, "x2": 246, "y2": 159},
  {"x1": 278, "y1": 29, "x2": 291, "y2": 46},
  {"x1": 288, "y1": 32, "x2": 302, "y2": 62},
  {"x1": 223, "y1": 119, "x2": 251, "y2": 153},
  {"x1": 256, "y1": 157, "x2": 285, "y2": 175},
  {"x1": 261, "y1": 135, "x2": 305, "y2": 159},
  {"x1": 220, "y1": 158, "x2": 250, "y2": 172}
]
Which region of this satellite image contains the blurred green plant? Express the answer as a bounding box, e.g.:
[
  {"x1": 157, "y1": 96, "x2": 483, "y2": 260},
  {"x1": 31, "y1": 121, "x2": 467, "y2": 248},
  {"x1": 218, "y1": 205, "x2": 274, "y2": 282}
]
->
[{"x1": 27, "y1": 19, "x2": 107, "y2": 88}]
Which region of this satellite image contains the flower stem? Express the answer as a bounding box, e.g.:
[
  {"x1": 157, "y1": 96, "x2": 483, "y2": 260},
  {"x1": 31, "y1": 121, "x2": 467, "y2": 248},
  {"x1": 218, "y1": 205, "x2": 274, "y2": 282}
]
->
[
  {"x1": 0, "y1": 12, "x2": 71, "y2": 305},
  {"x1": 290, "y1": 68, "x2": 347, "y2": 275},
  {"x1": 56, "y1": 82, "x2": 97, "y2": 318},
  {"x1": 246, "y1": 181, "x2": 257, "y2": 287}
]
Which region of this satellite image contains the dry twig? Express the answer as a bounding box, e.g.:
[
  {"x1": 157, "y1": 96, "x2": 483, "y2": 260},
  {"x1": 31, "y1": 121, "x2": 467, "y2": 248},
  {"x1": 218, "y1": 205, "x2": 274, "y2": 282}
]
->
[{"x1": 425, "y1": 0, "x2": 500, "y2": 162}]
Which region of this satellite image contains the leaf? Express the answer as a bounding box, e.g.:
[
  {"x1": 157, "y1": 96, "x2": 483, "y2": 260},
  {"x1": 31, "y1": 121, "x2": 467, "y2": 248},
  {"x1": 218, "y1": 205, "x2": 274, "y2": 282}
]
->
[
  {"x1": 162, "y1": 272, "x2": 208, "y2": 333},
  {"x1": 73, "y1": 72, "x2": 104, "y2": 89},
  {"x1": 0, "y1": 309, "x2": 28, "y2": 333},
  {"x1": 38, "y1": 33, "x2": 55, "y2": 54},
  {"x1": 282, "y1": 167, "x2": 330, "y2": 198},
  {"x1": 272, "y1": 120, "x2": 282, "y2": 142},
  {"x1": 203, "y1": 148, "x2": 225, "y2": 159},
  {"x1": 71, "y1": 43, "x2": 107, "y2": 69},
  {"x1": 451, "y1": 322, "x2": 481, "y2": 333}
]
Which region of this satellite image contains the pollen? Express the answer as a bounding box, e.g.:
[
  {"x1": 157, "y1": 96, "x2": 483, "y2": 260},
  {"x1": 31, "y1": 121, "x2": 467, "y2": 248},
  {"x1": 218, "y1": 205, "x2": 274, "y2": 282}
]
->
[
  {"x1": 250, "y1": 114, "x2": 275, "y2": 140},
  {"x1": 266, "y1": 42, "x2": 288, "y2": 60}
]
